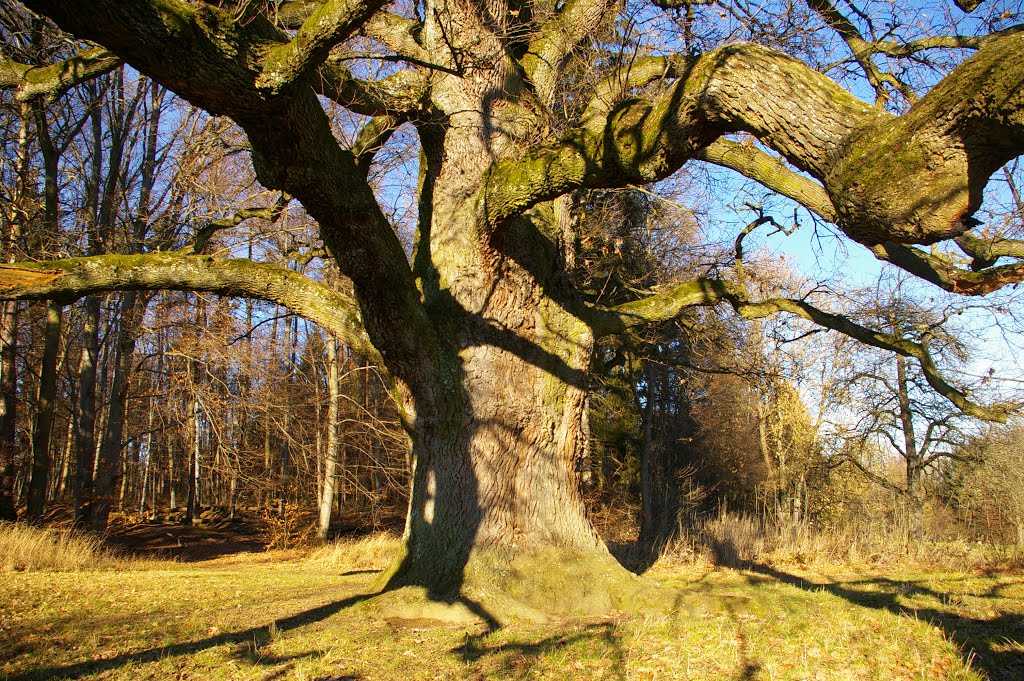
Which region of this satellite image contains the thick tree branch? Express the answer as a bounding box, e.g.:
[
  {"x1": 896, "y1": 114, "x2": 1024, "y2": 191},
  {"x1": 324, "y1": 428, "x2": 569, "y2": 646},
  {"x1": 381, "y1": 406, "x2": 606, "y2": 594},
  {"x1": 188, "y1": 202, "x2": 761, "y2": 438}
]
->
[
  {"x1": 869, "y1": 242, "x2": 1024, "y2": 295},
  {"x1": 484, "y1": 34, "x2": 1024, "y2": 247},
  {"x1": 0, "y1": 47, "x2": 120, "y2": 102},
  {"x1": 276, "y1": 0, "x2": 325, "y2": 28},
  {"x1": 694, "y1": 139, "x2": 838, "y2": 222},
  {"x1": 955, "y1": 232, "x2": 1024, "y2": 263},
  {"x1": 361, "y1": 11, "x2": 429, "y2": 63},
  {"x1": 315, "y1": 64, "x2": 428, "y2": 116},
  {"x1": 256, "y1": 0, "x2": 388, "y2": 95},
  {"x1": 522, "y1": 0, "x2": 615, "y2": 105},
  {"x1": 590, "y1": 278, "x2": 1008, "y2": 421},
  {"x1": 0, "y1": 254, "x2": 378, "y2": 361}
]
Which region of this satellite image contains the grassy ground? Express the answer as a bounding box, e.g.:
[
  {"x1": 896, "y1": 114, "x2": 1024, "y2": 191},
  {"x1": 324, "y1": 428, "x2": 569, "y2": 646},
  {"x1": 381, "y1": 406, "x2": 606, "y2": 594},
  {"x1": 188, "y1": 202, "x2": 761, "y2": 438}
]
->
[{"x1": 1, "y1": 528, "x2": 1022, "y2": 680}]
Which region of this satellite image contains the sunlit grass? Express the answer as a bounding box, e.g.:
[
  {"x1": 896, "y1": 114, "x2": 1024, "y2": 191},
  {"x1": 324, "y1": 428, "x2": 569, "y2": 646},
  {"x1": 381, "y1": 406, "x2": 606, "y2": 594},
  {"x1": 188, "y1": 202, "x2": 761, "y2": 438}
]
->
[
  {"x1": 0, "y1": 521, "x2": 122, "y2": 572},
  {"x1": 305, "y1": 532, "x2": 402, "y2": 573},
  {"x1": 3, "y1": 533, "x2": 1021, "y2": 680}
]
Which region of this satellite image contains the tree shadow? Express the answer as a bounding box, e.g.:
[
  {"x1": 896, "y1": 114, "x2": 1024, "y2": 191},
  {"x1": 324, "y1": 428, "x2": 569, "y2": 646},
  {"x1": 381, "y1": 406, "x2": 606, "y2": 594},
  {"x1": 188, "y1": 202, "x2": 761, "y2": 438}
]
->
[
  {"x1": 104, "y1": 518, "x2": 267, "y2": 562},
  {"x1": 748, "y1": 563, "x2": 1024, "y2": 680},
  {"x1": 607, "y1": 539, "x2": 661, "y2": 574},
  {"x1": 452, "y1": 620, "x2": 627, "y2": 679},
  {"x1": 7, "y1": 592, "x2": 376, "y2": 681}
]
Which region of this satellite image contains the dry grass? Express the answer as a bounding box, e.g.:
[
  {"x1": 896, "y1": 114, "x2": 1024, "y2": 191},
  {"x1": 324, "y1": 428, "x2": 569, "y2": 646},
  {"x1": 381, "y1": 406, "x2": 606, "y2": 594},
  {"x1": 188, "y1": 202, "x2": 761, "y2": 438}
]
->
[
  {"x1": 0, "y1": 521, "x2": 123, "y2": 572},
  {"x1": 653, "y1": 511, "x2": 1024, "y2": 572},
  {"x1": 4, "y1": 540, "x2": 1019, "y2": 680},
  {"x1": 305, "y1": 532, "x2": 402, "y2": 572}
]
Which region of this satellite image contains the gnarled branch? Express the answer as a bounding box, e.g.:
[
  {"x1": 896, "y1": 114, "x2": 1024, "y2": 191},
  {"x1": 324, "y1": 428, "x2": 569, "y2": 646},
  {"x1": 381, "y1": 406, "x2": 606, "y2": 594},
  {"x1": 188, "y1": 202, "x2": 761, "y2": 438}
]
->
[
  {"x1": 256, "y1": 0, "x2": 387, "y2": 95},
  {"x1": 485, "y1": 33, "x2": 1024, "y2": 249},
  {"x1": 591, "y1": 278, "x2": 1008, "y2": 421},
  {"x1": 0, "y1": 47, "x2": 120, "y2": 102},
  {"x1": 0, "y1": 254, "x2": 378, "y2": 361},
  {"x1": 869, "y1": 242, "x2": 1024, "y2": 295}
]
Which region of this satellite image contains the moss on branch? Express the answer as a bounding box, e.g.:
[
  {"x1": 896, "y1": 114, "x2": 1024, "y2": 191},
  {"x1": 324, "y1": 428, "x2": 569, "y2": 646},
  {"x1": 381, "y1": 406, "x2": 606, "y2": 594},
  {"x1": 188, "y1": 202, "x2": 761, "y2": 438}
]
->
[
  {"x1": 0, "y1": 47, "x2": 120, "y2": 102},
  {"x1": 0, "y1": 254, "x2": 378, "y2": 361}
]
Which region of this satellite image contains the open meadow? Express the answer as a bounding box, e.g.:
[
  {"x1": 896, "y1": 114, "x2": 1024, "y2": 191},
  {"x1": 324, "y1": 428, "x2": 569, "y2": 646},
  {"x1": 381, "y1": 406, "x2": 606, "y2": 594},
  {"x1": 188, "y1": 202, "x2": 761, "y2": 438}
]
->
[{"x1": 2, "y1": 523, "x2": 1022, "y2": 681}]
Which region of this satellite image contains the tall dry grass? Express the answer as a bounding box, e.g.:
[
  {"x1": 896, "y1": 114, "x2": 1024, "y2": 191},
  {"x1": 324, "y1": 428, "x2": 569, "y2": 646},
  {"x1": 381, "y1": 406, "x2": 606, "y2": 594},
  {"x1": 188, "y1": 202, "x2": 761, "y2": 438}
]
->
[
  {"x1": 305, "y1": 532, "x2": 402, "y2": 573},
  {"x1": 0, "y1": 522, "x2": 122, "y2": 572},
  {"x1": 654, "y1": 510, "x2": 1024, "y2": 571}
]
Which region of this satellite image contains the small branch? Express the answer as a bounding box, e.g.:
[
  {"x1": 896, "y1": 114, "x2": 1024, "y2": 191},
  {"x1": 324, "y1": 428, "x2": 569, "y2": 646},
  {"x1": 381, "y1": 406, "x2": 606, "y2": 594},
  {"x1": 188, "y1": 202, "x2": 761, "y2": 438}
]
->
[
  {"x1": 522, "y1": 0, "x2": 617, "y2": 105},
  {"x1": 808, "y1": 0, "x2": 915, "y2": 105},
  {"x1": 182, "y1": 194, "x2": 292, "y2": 254}
]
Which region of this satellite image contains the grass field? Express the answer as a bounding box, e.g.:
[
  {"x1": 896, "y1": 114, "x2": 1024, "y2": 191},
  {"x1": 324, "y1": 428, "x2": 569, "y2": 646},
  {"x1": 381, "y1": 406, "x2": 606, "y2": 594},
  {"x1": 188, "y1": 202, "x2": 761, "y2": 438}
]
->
[{"x1": 1, "y1": 528, "x2": 1022, "y2": 680}]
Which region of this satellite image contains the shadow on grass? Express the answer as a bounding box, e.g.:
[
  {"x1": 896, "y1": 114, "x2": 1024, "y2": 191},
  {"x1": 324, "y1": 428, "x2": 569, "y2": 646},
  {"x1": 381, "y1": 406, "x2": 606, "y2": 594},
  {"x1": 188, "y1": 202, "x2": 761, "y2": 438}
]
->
[
  {"x1": 8, "y1": 592, "x2": 376, "y2": 681},
  {"x1": 749, "y1": 563, "x2": 1024, "y2": 681},
  {"x1": 453, "y1": 621, "x2": 627, "y2": 679},
  {"x1": 607, "y1": 540, "x2": 660, "y2": 575}
]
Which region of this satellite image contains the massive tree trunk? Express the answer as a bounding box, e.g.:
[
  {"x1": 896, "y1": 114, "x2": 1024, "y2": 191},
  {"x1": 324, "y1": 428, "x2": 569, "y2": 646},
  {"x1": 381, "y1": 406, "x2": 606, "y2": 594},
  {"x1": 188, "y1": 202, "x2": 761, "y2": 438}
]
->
[
  {"x1": 375, "y1": 115, "x2": 649, "y2": 617},
  {"x1": 382, "y1": 285, "x2": 640, "y2": 615}
]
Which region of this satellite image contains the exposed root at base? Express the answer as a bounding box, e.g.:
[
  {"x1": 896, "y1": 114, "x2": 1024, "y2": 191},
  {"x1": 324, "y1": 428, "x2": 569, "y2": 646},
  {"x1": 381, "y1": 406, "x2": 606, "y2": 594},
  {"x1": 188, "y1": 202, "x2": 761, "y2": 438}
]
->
[{"x1": 366, "y1": 544, "x2": 680, "y2": 627}]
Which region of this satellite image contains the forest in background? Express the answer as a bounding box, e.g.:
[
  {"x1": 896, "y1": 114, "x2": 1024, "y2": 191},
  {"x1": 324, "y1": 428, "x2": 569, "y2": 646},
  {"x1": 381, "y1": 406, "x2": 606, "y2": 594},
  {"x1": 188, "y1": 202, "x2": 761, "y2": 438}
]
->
[{"x1": 1, "y1": 1, "x2": 1023, "y2": 566}]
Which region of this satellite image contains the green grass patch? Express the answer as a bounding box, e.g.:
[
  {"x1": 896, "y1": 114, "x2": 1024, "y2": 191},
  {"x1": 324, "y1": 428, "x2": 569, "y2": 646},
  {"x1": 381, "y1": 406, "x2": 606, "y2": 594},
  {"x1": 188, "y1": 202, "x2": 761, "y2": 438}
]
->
[{"x1": 1, "y1": 541, "x2": 1021, "y2": 680}]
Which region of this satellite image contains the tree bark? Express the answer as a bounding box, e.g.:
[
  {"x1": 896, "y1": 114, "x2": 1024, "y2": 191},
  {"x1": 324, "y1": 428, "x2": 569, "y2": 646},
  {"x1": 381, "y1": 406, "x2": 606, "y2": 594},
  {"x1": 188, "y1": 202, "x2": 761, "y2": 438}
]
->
[
  {"x1": 26, "y1": 301, "x2": 62, "y2": 521},
  {"x1": 73, "y1": 297, "x2": 100, "y2": 525},
  {"x1": 318, "y1": 335, "x2": 342, "y2": 540},
  {"x1": 378, "y1": 122, "x2": 647, "y2": 617},
  {"x1": 91, "y1": 291, "x2": 141, "y2": 530}
]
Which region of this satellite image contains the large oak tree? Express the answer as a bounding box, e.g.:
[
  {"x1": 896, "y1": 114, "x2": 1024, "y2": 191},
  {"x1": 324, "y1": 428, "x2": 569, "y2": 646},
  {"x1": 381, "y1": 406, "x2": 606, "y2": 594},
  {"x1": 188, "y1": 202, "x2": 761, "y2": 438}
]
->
[{"x1": 3, "y1": 0, "x2": 1024, "y2": 618}]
